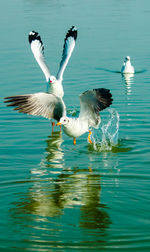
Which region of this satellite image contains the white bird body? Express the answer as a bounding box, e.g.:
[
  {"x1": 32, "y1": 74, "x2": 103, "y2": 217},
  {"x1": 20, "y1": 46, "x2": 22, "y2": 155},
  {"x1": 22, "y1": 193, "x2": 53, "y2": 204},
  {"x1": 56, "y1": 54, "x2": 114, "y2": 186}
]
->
[
  {"x1": 121, "y1": 56, "x2": 134, "y2": 74},
  {"x1": 63, "y1": 118, "x2": 89, "y2": 138},
  {"x1": 48, "y1": 78, "x2": 64, "y2": 98}
]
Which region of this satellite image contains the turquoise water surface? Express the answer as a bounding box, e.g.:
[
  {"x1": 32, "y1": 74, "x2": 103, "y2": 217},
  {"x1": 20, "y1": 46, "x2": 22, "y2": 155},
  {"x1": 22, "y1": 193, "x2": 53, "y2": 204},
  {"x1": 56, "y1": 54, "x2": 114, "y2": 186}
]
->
[{"x1": 1, "y1": 0, "x2": 150, "y2": 251}]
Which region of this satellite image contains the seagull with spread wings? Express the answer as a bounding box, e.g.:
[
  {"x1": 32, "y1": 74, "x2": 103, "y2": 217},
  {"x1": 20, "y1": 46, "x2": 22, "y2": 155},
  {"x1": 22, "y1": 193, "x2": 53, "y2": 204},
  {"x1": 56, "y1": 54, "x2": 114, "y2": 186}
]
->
[
  {"x1": 28, "y1": 26, "x2": 77, "y2": 98},
  {"x1": 4, "y1": 88, "x2": 113, "y2": 144}
]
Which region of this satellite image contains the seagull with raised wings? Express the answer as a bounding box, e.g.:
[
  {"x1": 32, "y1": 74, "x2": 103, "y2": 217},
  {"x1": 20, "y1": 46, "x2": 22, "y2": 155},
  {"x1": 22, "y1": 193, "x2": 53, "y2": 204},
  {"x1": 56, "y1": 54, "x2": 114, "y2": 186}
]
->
[
  {"x1": 28, "y1": 26, "x2": 77, "y2": 98},
  {"x1": 4, "y1": 26, "x2": 77, "y2": 129}
]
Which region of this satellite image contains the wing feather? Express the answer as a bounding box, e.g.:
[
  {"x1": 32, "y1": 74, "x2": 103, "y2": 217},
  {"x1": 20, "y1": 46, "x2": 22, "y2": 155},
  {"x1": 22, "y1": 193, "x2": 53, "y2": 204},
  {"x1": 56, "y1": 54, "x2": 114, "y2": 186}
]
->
[
  {"x1": 4, "y1": 93, "x2": 65, "y2": 121},
  {"x1": 79, "y1": 88, "x2": 113, "y2": 128},
  {"x1": 56, "y1": 26, "x2": 77, "y2": 81},
  {"x1": 28, "y1": 31, "x2": 51, "y2": 82}
]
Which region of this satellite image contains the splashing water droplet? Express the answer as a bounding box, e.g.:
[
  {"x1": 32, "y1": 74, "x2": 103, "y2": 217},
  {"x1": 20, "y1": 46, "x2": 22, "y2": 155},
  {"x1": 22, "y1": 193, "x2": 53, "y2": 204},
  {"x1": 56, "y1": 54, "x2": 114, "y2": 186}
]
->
[{"x1": 90, "y1": 108, "x2": 120, "y2": 152}]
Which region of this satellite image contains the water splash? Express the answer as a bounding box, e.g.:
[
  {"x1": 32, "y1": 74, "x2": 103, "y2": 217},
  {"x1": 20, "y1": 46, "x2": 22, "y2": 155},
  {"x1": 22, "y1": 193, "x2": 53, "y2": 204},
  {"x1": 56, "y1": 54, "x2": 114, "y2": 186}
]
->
[
  {"x1": 91, "y1": 108, "x2": 120, "y2": 152},
  {"x1": 67, "y1": 108, "x2": 79, "y2": 117}
]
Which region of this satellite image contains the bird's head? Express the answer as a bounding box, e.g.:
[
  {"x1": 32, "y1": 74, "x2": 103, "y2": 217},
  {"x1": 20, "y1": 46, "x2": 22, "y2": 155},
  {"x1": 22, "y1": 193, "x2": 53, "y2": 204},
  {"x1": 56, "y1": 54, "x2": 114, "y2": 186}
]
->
[
  {"x1": 56, "y1": 116, "x2": 70, "y2": 126},
  {"x1": 125, "y1": 56, "x2": 130, "y2": 62},
  {"x1": 49, "y1": 76, "x2": 56, "y2": 84}
]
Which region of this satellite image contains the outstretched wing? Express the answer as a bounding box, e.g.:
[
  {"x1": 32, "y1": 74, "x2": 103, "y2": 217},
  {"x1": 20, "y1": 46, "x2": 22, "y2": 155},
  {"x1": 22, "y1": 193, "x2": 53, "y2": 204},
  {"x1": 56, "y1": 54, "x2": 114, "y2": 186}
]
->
[
  {"x1": 4, "y1": 93, "x2": 65, "y2": 121},
  {"x1": 79, "y1": 88, "x2": 113, "y2": 128},
  {"x1": 56, "y1": 26, "x2": 77, "y2": 81},
  {"x1": 28, "y1": 31, "x2": 51, "y2": 82}
]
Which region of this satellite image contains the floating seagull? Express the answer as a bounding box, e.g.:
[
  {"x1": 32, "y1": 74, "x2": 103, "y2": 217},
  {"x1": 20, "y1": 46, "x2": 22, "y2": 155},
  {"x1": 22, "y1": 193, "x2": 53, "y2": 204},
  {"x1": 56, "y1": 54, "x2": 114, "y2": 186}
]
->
[
  {"x1": 57, "y1": 88, "x2": 113, "y2": 144},
  {"x1": 4, "y1": 88, "x2": 113, "y2": 144},
  {"x1": 28, "y1": 26, "x2": 77, "y2": 98},
  {"x1": 121, "y1": 56, "x2": 134, "y2": 74}
]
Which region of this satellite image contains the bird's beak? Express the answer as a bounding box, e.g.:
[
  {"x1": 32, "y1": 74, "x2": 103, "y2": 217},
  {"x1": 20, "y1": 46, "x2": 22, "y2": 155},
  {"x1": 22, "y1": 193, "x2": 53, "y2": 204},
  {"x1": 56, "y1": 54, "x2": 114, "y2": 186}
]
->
[
  {"x1": 50, "y1": 80, "x2": 52, "y2": 83},
  {"x1": 56, "y1": 122, "x2": 61, "y2": 126}
]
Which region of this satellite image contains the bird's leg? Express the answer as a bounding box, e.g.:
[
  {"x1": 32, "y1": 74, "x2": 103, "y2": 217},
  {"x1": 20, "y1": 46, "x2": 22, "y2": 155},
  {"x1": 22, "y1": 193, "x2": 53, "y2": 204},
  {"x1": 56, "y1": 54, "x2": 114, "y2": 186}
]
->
[
  {"x1": 73, "y1": 137, "x2": 76, "y2": 145},
  {"x1": 56, "y1": 121, "x2": 62, "y2": 132},
  {"x1": 56, "y1": 122, "x2": 62, "y2": 132},
  {"x1": 88, "y1": 130, "x2": 92, "y2": 144},
  {"x1": 52, "y1": 122, "x2": 55, "y2": 127},
  {"x1": 88, "y1": 166, "x2": 92, "y2": 172},
  {"x1": 51, "y1": 122, "x2": 55, "y2": 133}
]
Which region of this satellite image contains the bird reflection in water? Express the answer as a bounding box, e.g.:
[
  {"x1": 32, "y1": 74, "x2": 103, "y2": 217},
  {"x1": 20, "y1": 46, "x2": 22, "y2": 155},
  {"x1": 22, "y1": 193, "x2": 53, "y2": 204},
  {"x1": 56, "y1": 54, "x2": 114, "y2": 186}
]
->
[
  {"x1": 10, "y1": 167, "x2": 111, "y2": 236},
  {"x1": 37, "y1": 131, "x2": 64, "y2": 173},
  {"x1": 80, "y1": 175, "x2": 110, "y2": 231},
  {"x1": 9, "y1": 131, "x2": 115, "y2": 248},
  {"x1": 44, "y1": 131, "x2": 64, "y2": 169},
  {"x1": 121, "y1": 73, "x2": 134, "y2": 96},
  {"x1": 9, "y1": 135, "x2": 111, "y2": 234}
]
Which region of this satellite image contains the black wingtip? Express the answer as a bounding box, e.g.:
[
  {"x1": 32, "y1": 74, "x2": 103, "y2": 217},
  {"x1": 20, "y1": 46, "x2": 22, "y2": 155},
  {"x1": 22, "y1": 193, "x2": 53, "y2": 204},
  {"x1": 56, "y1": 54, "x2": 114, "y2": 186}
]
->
[
  {"x1": 65, "y1": 26, "x2": 77, "y2": 41},
  {"x1": 94, "y1": 88, "x2": 113, "y2": 111},
  {"x1": 28, "y1": 30, "x2": 43, "y2": 45},
  {"x1": 4, "y1": 96, "x2": 29, "y2": 108}
]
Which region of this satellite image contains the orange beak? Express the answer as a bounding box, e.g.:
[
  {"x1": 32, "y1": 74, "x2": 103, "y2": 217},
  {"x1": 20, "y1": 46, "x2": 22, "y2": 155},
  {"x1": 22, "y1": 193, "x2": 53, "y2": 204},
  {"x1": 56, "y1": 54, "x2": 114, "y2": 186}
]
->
[{"x1": 56, "y1": 122, "x2": 61, "y2": 126}]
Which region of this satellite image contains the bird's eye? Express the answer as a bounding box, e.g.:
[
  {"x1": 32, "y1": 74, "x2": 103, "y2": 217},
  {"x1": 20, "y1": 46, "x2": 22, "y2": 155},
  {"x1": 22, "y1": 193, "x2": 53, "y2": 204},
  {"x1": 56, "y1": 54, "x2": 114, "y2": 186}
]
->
[{"x1": 64, "y1": 119, "x2": 66, "y2": 122}]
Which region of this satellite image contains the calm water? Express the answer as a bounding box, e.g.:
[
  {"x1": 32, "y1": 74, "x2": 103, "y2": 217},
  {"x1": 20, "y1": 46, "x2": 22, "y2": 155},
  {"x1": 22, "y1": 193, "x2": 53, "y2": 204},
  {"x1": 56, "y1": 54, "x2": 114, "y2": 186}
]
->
[{"x1": 1, "y1": 0, "x2": 150, "y2": 251}]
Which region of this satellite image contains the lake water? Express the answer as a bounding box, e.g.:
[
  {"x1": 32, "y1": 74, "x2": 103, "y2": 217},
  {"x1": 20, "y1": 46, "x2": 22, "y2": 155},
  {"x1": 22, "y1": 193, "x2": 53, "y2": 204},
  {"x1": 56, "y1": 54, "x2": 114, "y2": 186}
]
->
[{"x1": 1, "y1": 0, "x2": 150, "y2": 251}]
